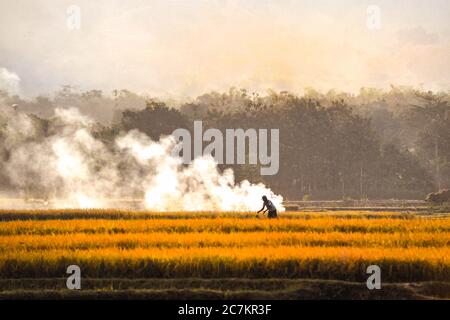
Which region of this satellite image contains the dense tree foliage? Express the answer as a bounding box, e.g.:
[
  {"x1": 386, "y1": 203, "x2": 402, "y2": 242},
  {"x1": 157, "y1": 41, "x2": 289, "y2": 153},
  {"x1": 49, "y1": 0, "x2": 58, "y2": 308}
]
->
[{"x1": 1, "y1": 86, "x2": 448, "y2": 200}]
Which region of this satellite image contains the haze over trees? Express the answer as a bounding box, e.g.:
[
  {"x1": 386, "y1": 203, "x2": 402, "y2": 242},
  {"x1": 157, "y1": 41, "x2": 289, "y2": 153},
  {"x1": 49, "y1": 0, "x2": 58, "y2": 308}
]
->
[{"x1": 1, "y1": 86, "x2": 449, "y2": 200}]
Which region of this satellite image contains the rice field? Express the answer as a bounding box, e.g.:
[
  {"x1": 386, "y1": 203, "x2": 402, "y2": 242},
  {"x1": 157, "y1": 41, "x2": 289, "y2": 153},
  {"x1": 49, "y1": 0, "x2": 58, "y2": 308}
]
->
[{"x1": 0, "y1": 210, "x2": 449, "y2": 299}]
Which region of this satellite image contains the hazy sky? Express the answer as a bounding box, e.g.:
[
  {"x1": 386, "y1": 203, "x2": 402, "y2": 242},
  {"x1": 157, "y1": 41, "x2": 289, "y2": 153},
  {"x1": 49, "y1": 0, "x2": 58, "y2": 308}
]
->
[{"x1": 0, "y1": 0, "x2": 449, "y2": 97}]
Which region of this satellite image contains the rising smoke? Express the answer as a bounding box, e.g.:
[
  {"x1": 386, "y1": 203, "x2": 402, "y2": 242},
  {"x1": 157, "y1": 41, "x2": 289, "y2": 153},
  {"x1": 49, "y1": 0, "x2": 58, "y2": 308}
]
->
[
  {"x1": 0, "y1": 104, "x2": 284, "y2": 211},
  {"x1": 0, "y1": 68, "x2": 20, "y2": 95}
]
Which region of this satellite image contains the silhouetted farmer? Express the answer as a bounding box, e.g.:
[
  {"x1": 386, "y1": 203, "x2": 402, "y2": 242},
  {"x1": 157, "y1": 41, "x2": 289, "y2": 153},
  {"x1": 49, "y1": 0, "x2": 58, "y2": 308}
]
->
[{"x1": 257, "y1": 195, "x2": 277, "y2": 218}]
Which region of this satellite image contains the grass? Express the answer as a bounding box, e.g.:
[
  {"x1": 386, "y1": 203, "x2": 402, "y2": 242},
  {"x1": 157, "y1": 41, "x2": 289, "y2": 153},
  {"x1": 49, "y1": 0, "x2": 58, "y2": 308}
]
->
[
  {"x1": 1, "y1": 279, "x2": 448, "y2": 300},
  {"x1": 0, "y1": 210, "x2": 448, "y2": 299},
  {"x1": 0, "y1": 209, "x2": 422, "y2": 220}
]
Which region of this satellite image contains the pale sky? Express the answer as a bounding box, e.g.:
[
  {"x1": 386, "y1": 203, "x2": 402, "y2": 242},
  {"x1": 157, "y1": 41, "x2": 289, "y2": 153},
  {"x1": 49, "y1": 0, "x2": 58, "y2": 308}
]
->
[{"x1": 0, "y1": 0, "x2": 449, "y2": 98}]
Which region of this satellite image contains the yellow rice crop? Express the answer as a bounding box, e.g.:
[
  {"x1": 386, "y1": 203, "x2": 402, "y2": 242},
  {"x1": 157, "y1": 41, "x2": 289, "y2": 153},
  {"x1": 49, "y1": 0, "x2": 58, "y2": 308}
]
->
[
  {"x1": 0, "y1": 231, "x2": 448, "y2": 250},
  {"x1": 0, "y1": 217, "x2": 448, "y2": 235},
  {"x1": 0, "y1": 211, "x2": 448, "y2": 282}
]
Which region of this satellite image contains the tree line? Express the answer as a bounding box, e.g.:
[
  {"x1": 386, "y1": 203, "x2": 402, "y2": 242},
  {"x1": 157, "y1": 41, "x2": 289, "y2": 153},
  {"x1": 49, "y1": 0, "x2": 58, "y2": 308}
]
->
[{"x1": 1, "y1": 86, "x2": 449, "y2": 200}]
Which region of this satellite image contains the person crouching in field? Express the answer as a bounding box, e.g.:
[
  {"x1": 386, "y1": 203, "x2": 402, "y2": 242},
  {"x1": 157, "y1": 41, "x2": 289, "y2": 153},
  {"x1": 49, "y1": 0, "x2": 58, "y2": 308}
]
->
[{"x1": 257, "y1": 195, "x2": 278, "y2": 219}]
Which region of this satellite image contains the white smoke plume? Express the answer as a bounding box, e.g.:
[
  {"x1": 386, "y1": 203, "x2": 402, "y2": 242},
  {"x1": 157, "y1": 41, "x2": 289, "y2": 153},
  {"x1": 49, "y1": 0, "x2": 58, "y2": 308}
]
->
[
  {"x1": 0, "y1": 68, "x2": 20, "y2": 95},
  {"x1": 0, "y1": 106, "x2": 284, "y2": 211}
]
